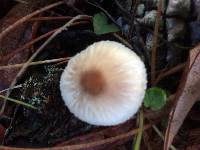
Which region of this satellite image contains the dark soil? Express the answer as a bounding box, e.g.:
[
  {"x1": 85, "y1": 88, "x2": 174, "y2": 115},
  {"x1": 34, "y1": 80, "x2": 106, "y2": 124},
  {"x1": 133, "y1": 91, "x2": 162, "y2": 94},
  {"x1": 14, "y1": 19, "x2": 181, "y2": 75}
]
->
[{"x1": 3, "y1": 66, "x2": 94, "y2": 147}]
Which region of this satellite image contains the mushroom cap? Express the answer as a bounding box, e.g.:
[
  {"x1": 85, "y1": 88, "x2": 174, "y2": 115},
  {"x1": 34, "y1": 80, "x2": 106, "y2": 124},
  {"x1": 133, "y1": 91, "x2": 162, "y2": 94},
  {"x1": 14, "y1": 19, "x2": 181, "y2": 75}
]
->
[{"x1": 60, "y1": 41, "x2": 147, "y2": 126}]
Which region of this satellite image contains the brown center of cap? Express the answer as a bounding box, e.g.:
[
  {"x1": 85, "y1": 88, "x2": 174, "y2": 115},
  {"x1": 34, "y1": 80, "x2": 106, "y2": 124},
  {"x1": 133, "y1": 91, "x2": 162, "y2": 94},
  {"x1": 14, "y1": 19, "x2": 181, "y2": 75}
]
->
[{"x1": 80, "y1": 70, "x2": 105, "y2": 96}]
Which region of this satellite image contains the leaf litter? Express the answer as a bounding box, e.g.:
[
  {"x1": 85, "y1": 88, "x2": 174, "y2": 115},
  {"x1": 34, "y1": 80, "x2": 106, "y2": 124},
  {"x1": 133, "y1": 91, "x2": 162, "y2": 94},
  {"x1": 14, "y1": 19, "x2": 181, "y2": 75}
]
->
[{"x1": 0, "y1": 0, "x2": 200, "y2": 149}]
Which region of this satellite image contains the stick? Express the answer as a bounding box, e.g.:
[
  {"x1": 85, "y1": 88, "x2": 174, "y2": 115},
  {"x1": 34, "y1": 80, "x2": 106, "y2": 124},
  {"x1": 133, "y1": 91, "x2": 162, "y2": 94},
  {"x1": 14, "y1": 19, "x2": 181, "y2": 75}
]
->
[
  {"x1": 0, "y1": 57, "x2": 69, "y2": 70},
  {"x1": 154, "y1": 63, "x2": 186, "y2": 85},
  {"x1": 0, "y1": 85, "x2": 22, "y2": 93},
  {"x1": 151, "y1": 0, "x2": 163, "y2": 85},
  {"x1": 0, "y1": 124, "x2": 151, "y2": 150},
  {"x1": 0, "y1": 1, "x2": 64, "y2": 41},
  {"x1": 2, "y1": 29, "x2": 57, "y2": 61}
]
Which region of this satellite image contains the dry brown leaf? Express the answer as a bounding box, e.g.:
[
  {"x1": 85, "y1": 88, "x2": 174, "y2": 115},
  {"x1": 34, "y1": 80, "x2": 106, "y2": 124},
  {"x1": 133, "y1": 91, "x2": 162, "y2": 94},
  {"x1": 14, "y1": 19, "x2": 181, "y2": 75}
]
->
[
  {"x1": 183, "y1": 145, "x2": 200, "y2": 150},
  {"x1": 164, "y1": 44, "x2": 200, "y2": 150},
  {"x1": 0, "y1": 3, "x2": 33, "y2": 88},
  {"x1": 0, "y1": 0, "x2": 57, "y2": 88},
  {"x1": 0, "y1": 3, "x2": 32, "y2": 55}
]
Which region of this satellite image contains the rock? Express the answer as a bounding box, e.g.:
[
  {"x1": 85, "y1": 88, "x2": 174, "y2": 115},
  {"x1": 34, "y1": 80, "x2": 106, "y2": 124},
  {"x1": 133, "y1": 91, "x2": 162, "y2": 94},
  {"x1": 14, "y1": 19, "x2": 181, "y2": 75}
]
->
[
  {"x1": 166, "y1": 18, "x2": 186, "y2": 42},
  {"x1": 136, "y1": 4, "x2": 145, "y2": 17},
  {"x1": 137, "y1": 10, "x2": 157, "y2": 27},
  {"x1": 116, "y1": 17, "x2": 130, "y2": 35},
  {"x1": 116, "y1": 17, "x2": 123, "y2": 27},
  {"x1": 141, "y1": 0, "x2": 166, "y2": 11},
  {"x1": 122, "y1": 24, "x2": 130, "y2": 35},
  {"x1": 137, "y1": 10, "x2": 164, "y2": 28},
  {"x1": 189, "y1": 21, "x2": 200, "y2": 45},
  {"x1": 166, "y1": 43, "x2": 183, "y2": 67},
  {"x1": 193, "y1": 0, "x2": 200, "y2": 22},
  {"x1": 166, "y1": 0, "x2": 191, "y2": 18},
  {"x1": 146, "y1": 32, "x2": 153, "y2": 51}
]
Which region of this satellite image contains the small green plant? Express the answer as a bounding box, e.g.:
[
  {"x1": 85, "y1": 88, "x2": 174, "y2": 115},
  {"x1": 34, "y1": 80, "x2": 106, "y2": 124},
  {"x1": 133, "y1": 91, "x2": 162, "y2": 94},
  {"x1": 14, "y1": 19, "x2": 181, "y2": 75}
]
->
[
  {"x1": 133, "y1": 110, "x2": 144, "y2": 150},
  {"x1": 144, "y1": 87, "x2": 167, "y2": 111},
  {"x1": 93, "y1": 12, "x2": 119, "y2": 35}
]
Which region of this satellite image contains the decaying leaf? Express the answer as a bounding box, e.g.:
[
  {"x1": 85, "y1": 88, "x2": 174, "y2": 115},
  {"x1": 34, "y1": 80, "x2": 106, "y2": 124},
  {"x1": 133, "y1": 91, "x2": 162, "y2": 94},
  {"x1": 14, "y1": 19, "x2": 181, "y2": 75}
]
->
[
  {"x1": 0, "y1": 3, "x2": 33, "y2": 88},
  {"x1": 0, "y1": 0, "x2": 57, "y2": 88},
  {"x1": 164, "y1": 44, "x2": 200, "y2": 150}
]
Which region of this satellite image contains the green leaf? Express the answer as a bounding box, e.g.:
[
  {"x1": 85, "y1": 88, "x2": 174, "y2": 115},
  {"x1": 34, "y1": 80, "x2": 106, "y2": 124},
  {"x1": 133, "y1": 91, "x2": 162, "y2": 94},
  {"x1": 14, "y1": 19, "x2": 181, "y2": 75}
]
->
[
  {"x1": 93, "y1": 12, "x2": 119, "y2": 35},
  {"x1": 144, "y1": 87, "x2": 167, "y2": 111}
]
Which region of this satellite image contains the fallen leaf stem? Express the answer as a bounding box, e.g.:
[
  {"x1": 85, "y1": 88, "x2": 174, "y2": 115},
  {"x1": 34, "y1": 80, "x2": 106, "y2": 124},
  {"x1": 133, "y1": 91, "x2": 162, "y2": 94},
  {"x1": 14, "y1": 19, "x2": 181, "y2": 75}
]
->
[
  {"x1": 152, "y1": 125, "x2": 176, "y2": 150},
  {"x1": 133, "y1": 109, "x2": 144, "y2": 150},
  {"x1": 3, "y1": 19, "x2": 90, "y2": 62},
  {"x1": 0, "y1": 85, "x2": 22, "y2": 93},
  {"x1": 0, "y1": 57, "x2": 69, "y2": 70},
  {"x1": 151, "y1": 0, "x2": 163, "y2": 85},
  {"x1": 28, "y1": 16, "x2": 73, "y2": 21},
  {"x1": 0, "y1": 95, "x2": 37, "y2": 110},
  {"x1": 155, "y1": 62, "x2": 186, "y2": 85}
]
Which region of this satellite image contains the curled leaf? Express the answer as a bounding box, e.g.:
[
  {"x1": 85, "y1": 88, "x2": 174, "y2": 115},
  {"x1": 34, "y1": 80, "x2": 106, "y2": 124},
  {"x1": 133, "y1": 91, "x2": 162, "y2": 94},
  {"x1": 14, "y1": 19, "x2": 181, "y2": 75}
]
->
[{"x1": 164, "y1": 44, "x2": 200, "y2": 150}]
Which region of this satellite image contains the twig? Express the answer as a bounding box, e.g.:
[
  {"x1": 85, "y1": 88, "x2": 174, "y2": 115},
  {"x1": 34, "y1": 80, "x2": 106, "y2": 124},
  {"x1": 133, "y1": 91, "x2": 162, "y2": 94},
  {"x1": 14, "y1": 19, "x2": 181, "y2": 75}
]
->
[
  {"x1": 55, "y1": 60, "x2": 69, "y2": 66},
  {"x1": 150, "y1": 0, "x2": 163, "y2": 85},
  {"x1": 3, "y1": 19, "x2": 91, "y2": 62},
  {"x1": 143, "y1": 131, "x2": 153, "y2": 150},
  {"x1": 68, "y1": 20, "x2": 91, "y2": 26},
  {"x1": 152, "y1": 125, "x2": 177, "y2": 150},
  {"x1": 173, "y1": 43, "x2": 192, "y2": 50},
  {"x1": 0, "y1": 124, "x2": 151, "y2": 150},
  {"x1": 14, "y1": 0, "x2": 28, "y2": 4},
  {"x1": 28, "y1": 16, "x2": 73, "y2": 22},
  {"x1": 2, "y1": 29, "x2": 57, "y2": 62},
  {"x1": 134, "y1": 22, "x2": 150, "y2": 67},
  {"x1": 0, "y1": 1, "x2": 64, "y2": 41},
  {"x1": 128, "y1": 0, "x2": 140, "y2": 39},
  {"x1": 0, "y1": 85, "x2": 22, "y2": 93},
  {"x1": 154, "y1": 62, "x2": 186, "y2": 85},
  {"x1": 59, "y1": 125, "x2": 151, "y2": 150},
  {"x1": 114, "y1": 0, "x2": 130, "y2": 18},
  {"x1": 0, "y1": 15, "x2": 90, "y2": 114},
  {"x1": 0, "y1": 57, "x2": 69, "y2": 70},
  {"x1": 133, "y1": 110, "x2": 144, "y2": 150},
  {"x1": 113, "y1": 33, "x2": 133, "y2": 49},
  {"x1": 31, "y1": 13, "x2": 42, "y2": 40},
  {"x1": 0, "y1": 95, "x2": 36, "y2": 110}
]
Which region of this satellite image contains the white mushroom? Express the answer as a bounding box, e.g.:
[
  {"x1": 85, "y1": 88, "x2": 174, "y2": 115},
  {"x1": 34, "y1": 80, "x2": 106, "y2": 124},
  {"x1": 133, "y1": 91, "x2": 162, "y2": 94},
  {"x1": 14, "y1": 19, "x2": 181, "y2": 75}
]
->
[{"x1": 60, "y1": 41, "x2": 147, "y2": 126}]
